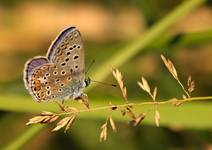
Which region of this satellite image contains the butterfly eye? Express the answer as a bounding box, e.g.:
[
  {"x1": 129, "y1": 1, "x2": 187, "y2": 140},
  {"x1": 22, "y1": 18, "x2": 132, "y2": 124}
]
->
[
  {"x1": 60, "y1": 83, "x2": 64, "y2": 87},
  {"x1": 70, "y1": 69, "x2": 73, "y2": 73},
  {"x1": 69, "y1": 47, "x2": 73, "y2": 50},
  {"x1": 75, "y1": 65, "x2": 78, "y2": 69},
  {"x1": 58, "y1": 88, "x2": 62, "y2": 92},
  {"x1": 73, "y1": 45, "x2": 76, "y2": 48},
  {"x1": 66, "y1": 52, "x2": 71, "y2": 55},
  {"x1": 51, "y1": 95, "x2": 55, "y2": 99},
  {"x1": 77, "y1": 45, "x2": 80, "y2": 49}
]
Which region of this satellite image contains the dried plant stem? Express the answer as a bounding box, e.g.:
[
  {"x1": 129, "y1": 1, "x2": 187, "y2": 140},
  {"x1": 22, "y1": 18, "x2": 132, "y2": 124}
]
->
[
  {"x1": 177, "y1": 80, "x2": 190, "y2": 98},
  {"x1": 57, "y1": 96, "x2": 212, "y2": 116}
]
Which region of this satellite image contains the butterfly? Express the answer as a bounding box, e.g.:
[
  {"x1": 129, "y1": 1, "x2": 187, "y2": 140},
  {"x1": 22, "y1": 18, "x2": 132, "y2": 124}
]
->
[{"x1": 23, "y1": 27, "x2": 90, "y2": 107}]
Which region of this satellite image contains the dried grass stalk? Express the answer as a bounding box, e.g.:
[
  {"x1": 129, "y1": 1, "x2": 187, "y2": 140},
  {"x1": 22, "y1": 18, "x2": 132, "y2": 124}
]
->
[
  {"x1": 109, "y1": 117, "x2": 117, "y2": 133},
  {"x1": 161, "y1": 54, "x2": 191, "y2": 98},
  {"x1": 155, "y1": 110, "x2": 160, "y2": 127},
  {"x1": 126, "y1": 107, "x2": 136, "y2": 120},
  {"x1": 152, "y1": 87, "x2": 157, "y2": 101},
  {"x1": 187, "y1": 75, "x2": 195, "y2": 94},
  {"x1": 137, "y1": 77, "x2": 151, "y2": 94},
  {"x1": 112, "y1": 68, "x2": 128, "y2": 102},
  {"x1": 182, "y1": 94, "x2": 187, "y2": 99},
  {"x1": 41, "y1": 111, "x2": 54, "y2": 116},
  {"x1": 26, "y1": 116, "x2": 48, "y2": 125},
  {"x1": 170, "y1": 98, "x2": 182, "y2": 106},
  {"x1": 65, "y1": 107, "x2": 79, "y2": 113},
  {"x1": 99, "y1": 123, "x2": 108, "y2": 142},
  {"x1": 49, "y1": 115, "x2": 60, "y2": 123},
  {"x1": 64, "y1": 114, "x2": 77, "y2": 133},
  {"x1": 121, "y1": 109, "x2": 126, "y2": 116},
  {"x1": 52, "y1": 117, "x2": 72, "y2": 132},
  {"x1": 130, "y1": 113, "x2": 146, "y2": 126},
  {"x1": 161, "y1": 55, "x2": 178, "y2": 80},
  {"x1": 26, "y1": 112, "x2": 59, "y2": 125},
  {"x1": 109, "y1": 102, "x2": 117, "y2": 110}
]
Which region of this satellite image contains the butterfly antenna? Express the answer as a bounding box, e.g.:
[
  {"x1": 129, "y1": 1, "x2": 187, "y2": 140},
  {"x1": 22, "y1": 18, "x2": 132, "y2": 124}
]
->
[
  {"x1": 91, "y1": 79, "x2": 117, "y2": 87},
  {"x1": 85, "y1": 59, "x2": 96, "y2": 75},
  {"x1": 85, "y1": 60, "x2": 117, "y2": 87}
]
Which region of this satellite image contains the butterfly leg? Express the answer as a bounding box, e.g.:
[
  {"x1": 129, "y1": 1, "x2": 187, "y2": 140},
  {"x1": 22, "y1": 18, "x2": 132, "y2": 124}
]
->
[
  {"x1": 74, "y1": 93, "x2": 89, "y2": 109},
  {"x1": 55, "y1": 100, "x2": 67, "y2": 112}
]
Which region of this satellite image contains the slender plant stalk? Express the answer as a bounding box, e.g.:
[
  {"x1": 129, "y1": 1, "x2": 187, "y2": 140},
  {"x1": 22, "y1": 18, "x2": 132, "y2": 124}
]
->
[
  {"x1": 149, "y1": 29, "x2": 212, "y2": 49},
  {"x1": 2, "y1": 0, "x2": 206, "y2": 149},
  {"x1": 87, "y1": 0, "x2": 206, "y2": 90},
  {"x1": 177, "y1": 80, "x2": 190, "y2": 97},
  {"x1": 57, "y1": 96, "x2": 212, "y2": 115},
  {"x1": 2, "y1": 125, "x2": 45, "y2": 150}
]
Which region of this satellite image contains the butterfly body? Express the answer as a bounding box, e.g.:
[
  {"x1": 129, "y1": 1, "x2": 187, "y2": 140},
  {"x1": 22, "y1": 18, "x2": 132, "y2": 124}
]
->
[{"x1": 23, "y1": 27, "x2": 88, "y2": 102}]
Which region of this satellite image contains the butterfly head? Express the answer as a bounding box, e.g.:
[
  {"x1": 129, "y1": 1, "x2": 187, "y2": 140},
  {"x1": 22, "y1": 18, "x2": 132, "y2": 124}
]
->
[{"x1": 85, "y1": 77, "x2": 91, "y2": 87}]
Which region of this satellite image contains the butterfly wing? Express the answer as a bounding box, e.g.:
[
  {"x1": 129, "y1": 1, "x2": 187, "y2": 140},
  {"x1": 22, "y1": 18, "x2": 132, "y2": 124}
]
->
[
  {"x1": 23, "y1": 27, "x2": 86, "y2": 102},
  {"x1": 47, "y1": 27, "x2": 85, "y2": 79},
  {"x1": 23, "y1": 57, "x2": 51, "y2": 101},
  {"x1": 45, "y1": 27, "x2": 86, "y2": 100}
]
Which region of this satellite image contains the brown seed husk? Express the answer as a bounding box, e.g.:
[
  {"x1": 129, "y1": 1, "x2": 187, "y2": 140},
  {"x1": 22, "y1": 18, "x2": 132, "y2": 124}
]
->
[
  {"x1": 152, "y1": 87, "x2": 157, "y2": 101},
  {"x1": 126, "y1": 107, "x2": 136, "y2": 120},
  {"x1": 130, "y1": 113, "x2": 146, "y2": 126},
  {"x1": 52, "y1": 117, "x2": 71, "y2": 132},
  {"x1": 155, "y1": 110, "x2": 160, "y2": 127},
  {"x1": 99, "y1": 123, "x2": 107, "y2": 142},
  {"x1": 109, "y1": 117, "x2": 117, "y2": 132},
  {"x1": 26, "y1": 116, "x2": 48, "y2": 125},
  {"x1": 112, "y1": 68, "x2": 128, "y2": 102},
  {"x1": 161, "y1": 55, "x2": 178, "y2": 80},
  {"x1": 64, "y1": 114, "x2": 77, "y2": 133}
]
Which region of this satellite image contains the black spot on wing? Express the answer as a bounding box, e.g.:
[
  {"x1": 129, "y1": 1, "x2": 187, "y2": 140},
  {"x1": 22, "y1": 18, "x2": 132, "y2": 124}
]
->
[{"x1": 47, "y1": 27, "x2": 77, "y2": 60}]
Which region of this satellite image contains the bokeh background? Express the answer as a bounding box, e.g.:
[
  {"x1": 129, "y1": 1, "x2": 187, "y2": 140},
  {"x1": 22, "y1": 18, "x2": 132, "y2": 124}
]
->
[{"x1": 0, "y1": 0, "x2": 212, "y2": 149}]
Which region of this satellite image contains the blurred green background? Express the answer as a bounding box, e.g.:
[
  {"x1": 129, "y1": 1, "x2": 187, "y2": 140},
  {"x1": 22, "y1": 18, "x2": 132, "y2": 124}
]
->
[{"x1": 0, "y1": 0, "x2": 212, "y2": 149}]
